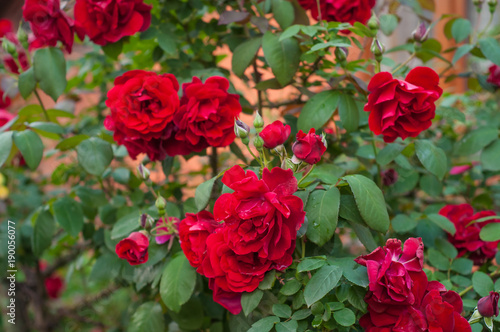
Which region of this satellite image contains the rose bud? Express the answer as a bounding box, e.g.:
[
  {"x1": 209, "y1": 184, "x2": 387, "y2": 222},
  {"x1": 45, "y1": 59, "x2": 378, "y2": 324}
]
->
[
  {"x1": 488, "y1": 0, "x2": 497, "y2": 13},
  {"x1": 478, "y1": 291, "x2": 499, "y2": 317},
  {"x1": 334, "y1": 47, "x2": 348, "y2": 65},
  {"x1": 292, "y1": 129, "x2": 327, "y2": 165},
  {"x1": 487, "y1": 64, "x2": 500, "y2": 88},
  {"x1": 371, "y1": 39, "x2": 385, "y2": 62},
  {"x1": 45, "y1": 275, "x2": 64, "y2": 299},
  {"x1": 412, "y1": 22, "x2": 428, "y2": 43},
  {"x1": 382, "y1": 169, "x2": 398, "y2": 186},
  {"x1": 259, "y1": 120, "x2": 291, "y2": 149},
  {"x1": 140, "y1": 213, "x2": 155, "y2": 230},
  {"x1": 253, "y1": 112, "x2": 264, "y2": 132},
  {"x1": 115, "y1": 232, "x2": 149, "y2": 265},
  {"x1": 367, "y1": 13, "x2": 379, "y2": 32},
  {"x1": 137, "y1": 164, "x2": 150, "y2": 180},
  {"x1": 234, "y1": 119, "x2": 250, "y2": 139}
]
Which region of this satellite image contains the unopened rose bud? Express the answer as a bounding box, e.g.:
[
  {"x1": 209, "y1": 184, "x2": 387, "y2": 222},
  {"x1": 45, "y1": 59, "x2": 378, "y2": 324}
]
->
[
  {"x1": 412, "y1": 22, "x2": 428, "y2": 43},
  {"x1": 367, "y1": 13, "x2": 379, "y2": 32},
  {"x1": 371, "y1": 39, "x2": 385, "y2": 62},
  {"x1": 17, "y1": 27, "x2": 28, "y2": 50},
  {"x1": 2, "y1": 39, "x2": 17, "y2": 57},
  {"x1": 253, "y1": 112, "x2": 264, "y2": 133},
  {"x1": 234, "y1": 119, "x2": 250, "y2": 139},
  {"x1": 137, "y1": 164, "x2": 150, "y2": 180},
  {"x1": 381, "y1": 169, "x2": 398, "y2": 186},
  {"x1": 155, "y1": 195, "x2": 167, "y2": 215},
  {"x1": 478, "y1": 292, "x2": 500, "y2": 318},
  {"x1": 334, "y1": 47, "x2": 348, "y2": 64},
  {"x1": 488, "y1": 0, "x2": 497, "y2": 13},
  {"x1": 254, "y1": 135, "x2": 264, "y2": 150},
  {"x1": 139, "y1": 213, "x2": 155, "y2": 230},
  {"x1": 474, "y1": 0, "x2": 485, "y2": 12}
]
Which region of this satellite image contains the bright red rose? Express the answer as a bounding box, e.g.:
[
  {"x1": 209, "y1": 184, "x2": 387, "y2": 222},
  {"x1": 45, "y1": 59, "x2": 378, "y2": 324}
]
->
[
  {"x1": 439, "y1": 204, "x2": 500, "y2": 265},
  {"x1": 487, "y1": 64, "x2": 500, "y2": 87},
  {"x1": 104, "y1": 70, "x2": 179, "y2": 161},
  {"x1": 478, "y1": 291, "x2": 500, "y2": 318},
  {"x1": 22, "y1": 0, "x2": 74, "y2": 53},
  {"x1": 74, "y1": 0, "x2": 152, "y2": 46},
  {"x1": 0, "y1": 109, "x2": 14, "y2": 127},
  {"x1": 259, "y1": 120, "x2": 291, "y2": 149},
  {"x1": 164, "y1": 76, "x2": 241, "y2": 156},
  {"x1": 45, "y1": 275, "x2": 64, "y2": 299},
  {"x1": 292, "y1": 128, "x2": 326, "y2": 164},
  {"x1": 179, "y1": 211, "x2": 221, "y2": 268},
  {"x1": 213, "y1": 165, "x2": 305, "y2": 270},
  {"x1": 364, "y1": 67, "x2": 443, "y2": 143},
  {"x1": 115, "y1": 231, "x2": 149, "y2": 265},
  {"x1": 355, "y1": 238, "x2": 425, "y2": 306},
  {"x1": 208, "y1": 279, "x2": 243, "y2": 315},
  {"x1": 298, "y1": 0, "x2": 375, "y2": 25}
]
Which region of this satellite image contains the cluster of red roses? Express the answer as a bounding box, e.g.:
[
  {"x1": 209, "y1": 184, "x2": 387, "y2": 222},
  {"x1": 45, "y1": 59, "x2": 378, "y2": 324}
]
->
[
  {"x1": 178, "y1": 165, "x2": 306, "y2": 314},
  {"x1": 298, "y1": 0, "x2": 376, "y2": 27},
  {"x1": 104, "y1": 72, "x2": 242, "y2": 160},
  {"x1": 355, "y1": 238, "x2": 471, "y2": 331},
  {"x1": 439, "y1": 204, "x2": 500, "y2": 265}
]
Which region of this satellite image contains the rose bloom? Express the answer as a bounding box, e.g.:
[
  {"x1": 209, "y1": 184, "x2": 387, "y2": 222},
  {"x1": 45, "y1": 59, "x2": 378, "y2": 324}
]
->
[
  {"x1": 259, "y1": 120, "x2": 291, "y2": 149},
  {"x1": 381, "y1": 169, "x2": 398, "y2": 186},
  {"x1": 364, "y1": 67, "x2": 443, "y2": 143},
  {"x1": 179, "y1": 211, "x2": 221, "y2": 268},
  {"x1": 75, "y1": 0, "x2": 152, "y2": 46},
  {"x1": 154, "y1": 217, "x2": 179, "y2": 245},
  {"x1": 164, "y1": 76, "x2": 242, "y2": 156},
  {"x1": 45, "y1": 275, "x2": 64, "y2": 299},
  {"x1": 292, "y1": 128, "x2": 326, "y2": 165},
  {"x1": 0, "y1": 109, "x2": 14, "y2": 127},
  {"x1": 22, "y1": 0, "x2": 74, "y2": 53},
  {"x1": 298, "y1": 0, "x2": 375, "y2": 25},
  {"x1": 478, "y1": 291, "x2": 500, "y2": 318},
  {"x1": 115, "y1": 232, "x2": 149, "y2": 265},
  {"x1": 104, "y1": 70, "x2": 179, "y2": 161},
  {"x1": 439, "y1": 204, "x2": 500, "y2": 265},
  {"x1": 487, "y1": 64, "x2": 500, "y2": 87}
]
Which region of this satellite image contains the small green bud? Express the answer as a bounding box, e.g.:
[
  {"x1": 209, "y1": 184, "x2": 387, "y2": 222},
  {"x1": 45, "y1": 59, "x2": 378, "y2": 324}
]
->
[
  {"x1": 137, "y1": 164, "x2": 150, "y2": 180},
  {"x1": 474, "y1": 0, "x2": 485, "y2": 12},
  {"x1": 371, "y1": 39, "x2": 385, "y2": 62},
  {"x1": 253, "y1": 112, "x2": 264, "y2": 132},
  {"x1": 155, "y1": 195, "x2": 167, "y2": 214},
  {"x1": 17, "y1": 27, "x2": 28, "y2": 50},
  {"x1": 367, "y1": 13, "x2": 379, "y2": 32},
  {"x1": 334, "y1": 47, "x2": 348, "y2": 65},
  {"x1": 2, "y1": 38, "x2": 17, "y2": 57},
  {"x1": 488, "y1": 0, "x2": 497, "y2": 13},
  {"x1": 254, "y1": 136, "x2": 264, "y2": 149},
  {"x1": 234, "y1": 119, "x2": 250, "y2": 139}
]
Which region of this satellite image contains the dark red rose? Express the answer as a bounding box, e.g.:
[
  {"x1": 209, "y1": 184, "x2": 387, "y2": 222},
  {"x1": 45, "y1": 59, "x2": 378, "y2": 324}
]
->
[
  {"x1": 298, "y1": 0, "x2": 375, "y2": 26},
  {"x1": 439, "y1": 204, "x2": 500, "y2": 265},
  {"x1": 179, "y1": 211, "x2": 221, "y2": 268},
  {"x1": 364, "y1": 67, "x2": 443, "y2": 143},
  {"x1": 22, "y1": 0, "x2": 74, "y2": 53},
  {"x1": 45, "y1": 275, "x2": 64, "y2": 299},
  {"x1": 381, "y1": 169, "x2": 398, "y2": 186},
  {"x1": 292, "y1": 128, "x2": 326, "y2": 164},
  {"x1": 0, "y1": 19, "x2": 12, "y2": 37},
  {"x1": 164, "y1": 76, "x2": 241, "y2": 156},
  {"x1": 208, "y1": 279, "x2": 242, "y2": 315},
  {"x1": 104, "y1": 70, "x2": 179, "y2": 161},
  {"x1": 75, "y1": 0, "x2": 152, "y2": 46},
  {"x1": 259, "y1": 120, "x2": 291, "y2": 149},
  {"x1": 115, "y1": 231, "x2": 149, "y2": 265},
  {"x1": 355, "y1": 238, "x2": 425, "y2": 306},
  {"x1": 213, "y1": 165, "x2": 305, "y2": 270},
  {"x1": 487, "y1": 64, "x2": 500, "y2": 87},
  {"x1": 478, "y1": 291, "x2": 500, "y2": 317}
]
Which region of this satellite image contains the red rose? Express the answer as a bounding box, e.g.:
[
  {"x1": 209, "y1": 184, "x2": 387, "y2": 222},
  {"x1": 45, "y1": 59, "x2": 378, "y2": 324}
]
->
[
  {"x1": 478, "y1": 291, "x2": 500, "y2": 318},
  {"x1": 298, "y1": 0, "x2": 375, "y2": 25},
  {"x1": 213, "y1": 165, "x2": 305, "y2": 269},
  {"x1": 45, "y1": 275, "x2": 64, "y2": 299},
  {"x1": 22, "y1": 0, "x2": 74, "y2": 53},
  {"x1": 355, "y1": 238, "x2": 426, "y2": 306},
  {"x1": 164, "y1": 76, "x2": 242, "y2": 156},
  {"x1": 487, "y1": 64, "x2": 500, "y2": 87},
  {"x1": 104, "y1": 70, "x2": 179, "y2": 161},
  {"x1": 0, "y1": 19, "x2": 32, "y2": 74},
  {"x1": 364, "y1": 67, "x2": 443, "y2": 143},
  {"x1": 75, "y1": 0, "x2": 152, "y2": 46},
  {"x1": 179, "y1": 211, "x2": 221, "y2": 268},
  {"x1": 259, "y1": 120, "x2": 291, "y2": 149},
  {"x1": 292, "y1": 128, "x2": 326, "y2": 165},
  {"x1": 381, "y1": 169, "x2": 398, "y2": 186},
  {"x1": 209, "y1": 279, "x2": 243, "y2": 315},
  {"x1": 0, "y1": 109, "x2": 14, "y2": 127},
  {"x1": 439, "y1": 204, "x2": 500, "y2": 265},
  {"x1": 115, "y1": 231, "x2": 149, "y2": 265}
]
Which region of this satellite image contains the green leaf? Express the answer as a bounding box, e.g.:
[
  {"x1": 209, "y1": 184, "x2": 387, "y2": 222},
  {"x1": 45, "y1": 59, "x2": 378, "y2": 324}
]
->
[
  {"x1": 195, "y1": 176, "x2": 216, "y2": 212},
  {"x1": 255, "y1": 78, "x2": 282, "y2": 90},
  {"x1": 376, "y1": 143, "x2": 405, "y2": 166},
  {"x1": 273, "y1": 303, "x2": 292, "y2": 318},
  {"x1": 232, "y1": 38, "x2": 262, "y2": 77},
  {"x1": 428, "y1": 248, "x2": 449, "y2": 270},
  {"x1": 451, "y1": 18, "x2": 471, "y2": 43},
  {"x1": 89, "y1": 253, "x2": 123, "y2": 282},
  {"x1": 32, "y1": 210, "x2": 56, "y2": 257},
  {"x1": 28, "y1": 122, "x2": 65, "y2": 134},
  {"x1": 391, "y1": 214, "x2": 418, "y2": 233},
  {"x1": 479, "y1": 37, "x2": 500, "y2": 66},
  {"x1": 305, "y1": 187, "x2": 340, "y2": 246},
  {"x1": 451, "y1": 258, "x2": 473, "y2": 275},
  {"x1": 454, "y1": 127, "x2": 498, "y2": 156},
  {"x1": 33, "y1": 47, "x2": 67, "y2": 101},
  {"x1": 297, "y1": 90, "x2": 340, "y2": 131},
  {"x1": 279, "y1": 25, "x2": 302, "y2": 41},
  {"x1": 472, "y1": 271, "x2": 494, "y2": 297},
  {"x1": 56, "y1": 134, "x2": 89, "y2": 151},
  {"x1": 13, "y1": 130, "x2": 44, "y2": 170},
  {"x1": 77, "y1": 137, "x2": 113, "y2": 176},
  {"x1": 480, "y1": 223, "x2": 500, "y2": 242},
  {"x1": 275, "y1": 320, "x2": 298, "y2": 332},
  {"x1": 157, "y1": 27, "x2": 177, "y2": 56},
  {"x1": 160, "y1": 253, "x2": 196, "y2": 313},
  {"x1": 230, "y1": 142, "x2": 248, "y2": 163},
  {"x1": 330, "y1": 257, "x2": 369, "y2": 288},
  {"x1": 248, "y1": 316, "x2": 280, "y2": 332},
  {"x1": 333, "y1": 308, "x2": 356, "y2": 327},
  {"x1": 415, "y1": 140, "x2": 447, "y2": 180},
  {"x1": 303, "y1": 265, "x2": 342, "y2": 307},
  {"x1": 273, "y1": 0, "x2": 295, "y2": 29},
  {"x1": 291, "y1": 309, "x2": 311, "y2": 320},
  {"x1": 338, "y1": 94, "x2": 359, "y2": 133},
  {"x1": 435, "y1": 238, "x2": 458, "y2": 259},
  {"x1": 297, "y1": 257, "x2": 327, "y2": 272},
  {"x1": 419, "y1": 174, "x2": 442, "y2": 197},
  {"x1": 128, "y1": 302, "x2": 165, "y2": 332},
  {"x1": 0, "y1": 131, "x2": 13, "y2": 167},
  {"x1": 18, "y1": 67, "x2": 36, "y2": 99},
  {"x1": 259, "y1": 270, "x2": 276, "y2": 290},
  {"x1": 280, "y1": 279, "x2": 303, "y2": 296},
  {"x1": 262, "y1": 31, "x2": 301, "y2": 86},
  {"x1": 102, "y1": 40, "x2": 123, "y2": 60},
  {"x1": 168, "y1": 298, "x2": 204, "y2": 330},
  {"x1": 52, "y1": 197, "x2": 84, "y2": 237},
  {"x1": 428, "y1": 213, "x2": 456, "y2": 235},
  {"x1": 379, "y1": 14, "x2": 398, "y2": 36},
  {"x1": 452, "y1": 44, "x2": 474, "y2": 64},
  {"x1": 346, "y1": 219, "x2": 378, "y2": 252},
  {"x1": 343, "y1": 175, "x2": 390, "y2": 233},
  {"x1": 241, "y1": 289, "x2": 264, "y2": 316},
  {"x1": 481, "y1": 140, "x2": 500, "y2": 171}
]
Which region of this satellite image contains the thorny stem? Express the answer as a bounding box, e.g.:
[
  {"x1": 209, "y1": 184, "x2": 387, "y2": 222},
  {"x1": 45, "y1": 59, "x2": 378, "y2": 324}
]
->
[
  {"x1": 34, "y1": 90, "x2": 51, "y2": 122},
  {"x1": 246, "y1": 144, "x2": 262, "y2": 165}
]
